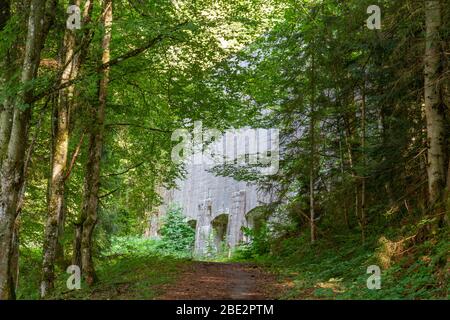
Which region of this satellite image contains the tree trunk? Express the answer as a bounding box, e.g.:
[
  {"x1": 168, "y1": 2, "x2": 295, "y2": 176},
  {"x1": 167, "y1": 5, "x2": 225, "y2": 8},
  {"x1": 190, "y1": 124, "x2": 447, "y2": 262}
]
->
[
  {"x1": 309, "y1": 120, "x2": 316, "y2": 243},
  {"x1": 360, "y1": 75, "x2": 367, "y2": 243},
  {"x1": 11, "y1": 223, "x2": 19, "y2": 293},
  {"x1": 0, "y1": 0, "x2": 48, "y2": 300},
  {"x1": 41, "y1": 0, "x2": 81, "y2": 297},
  {"x1": 0, "y1": 0, "x2": 10, "y2": 30},
  {"x1": 80, "y1": 0, "x2": 112, "y2": 286},
  {"x1": 72, "y1": 223, "x2": 83, "y2": 267},
  {"x1": 338, "y1": 132, "x2": 351, "y2": 229},
  {"x1": 446, "y1": 159, "x2": 450, "y2": 223},
  {"x1": 0, "y1": 0, "x2": 12, "y2": 167},
  {"x1": 40, "y1": 0, "x2": 94, "y2": 297},
  {"x1": 424, "y1": 0, "x2": 446, "y2": 212},
  {"x1": 309, "y1": 54, "x2": 316, "y2": 244},
  {"x1": 0, "y1": 106, "x2": 13, "y2": 166}
]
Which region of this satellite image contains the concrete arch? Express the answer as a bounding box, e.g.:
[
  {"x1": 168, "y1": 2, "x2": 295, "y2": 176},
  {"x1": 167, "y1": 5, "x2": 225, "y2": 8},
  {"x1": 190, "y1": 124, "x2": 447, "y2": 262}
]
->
[
  {"x1": 187, "y1": 219, "x2": 197, "y2": 230},
  {"x1": 158, "y1": 159, "x2": 274, "y2": 257},
  {"x1": 245, "y1": 206, "x2": 266, "y2": 231},
  {"x1": 211, "y1": 213, "x2": 229, "y2": 253}
]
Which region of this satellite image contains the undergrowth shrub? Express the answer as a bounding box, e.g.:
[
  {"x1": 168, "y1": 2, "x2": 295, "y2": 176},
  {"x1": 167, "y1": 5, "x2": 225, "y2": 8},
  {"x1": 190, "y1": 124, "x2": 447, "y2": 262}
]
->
[
  {"x1": 233, "y1": 223, "x2": 271, "y2": 260},
  {"x1": 158, "y1": 206, "x2": 195, "y2": 257},
  {"x1": 232, "y1": 216, "x2": 449, "y2": 299}
]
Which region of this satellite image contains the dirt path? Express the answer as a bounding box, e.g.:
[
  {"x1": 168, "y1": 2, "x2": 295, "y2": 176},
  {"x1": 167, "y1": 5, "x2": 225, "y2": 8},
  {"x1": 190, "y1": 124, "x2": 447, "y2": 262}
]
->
[{"x1": 158, "y1": 262, "x2": 281, "y2": 300}]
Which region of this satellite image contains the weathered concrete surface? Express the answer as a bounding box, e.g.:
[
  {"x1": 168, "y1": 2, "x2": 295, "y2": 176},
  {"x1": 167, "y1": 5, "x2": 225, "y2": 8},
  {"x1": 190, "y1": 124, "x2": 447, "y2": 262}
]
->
[
  {"x1": 153, "y1": 128, "x2": 278, "y2": 257},
  {"x1": 158, "y1": 163, "x2": 267, "y2": 257}
]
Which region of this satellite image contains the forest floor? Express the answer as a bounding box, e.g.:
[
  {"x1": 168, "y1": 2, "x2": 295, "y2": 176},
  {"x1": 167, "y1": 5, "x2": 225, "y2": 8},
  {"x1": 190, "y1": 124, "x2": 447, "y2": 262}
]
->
[
  {"x1": 157, "y1": 262, "x2": 284, "y2": 300},
  {"x1": 18, "y1": 232, "x2": 448, "y2": 300},
  {"x1": 31, "y1": 256, "x2": 285, "y2": 300}
]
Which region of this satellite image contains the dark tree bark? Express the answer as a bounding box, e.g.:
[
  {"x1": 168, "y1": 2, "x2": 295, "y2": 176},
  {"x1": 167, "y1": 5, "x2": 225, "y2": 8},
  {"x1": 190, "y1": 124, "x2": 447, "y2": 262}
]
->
[
  {"x1": 79, "y1": 0, "x2": 112, "y2": 286},
  {"x1": 40, "y1": 0, "x2": 93, "y2": 298},
  {"x1": 309, "y1": 53, "x2": 316, "y2": 244},
  {"x1": 360, "y1": 74, "x2": 367, "y2": 243},
  {"x1": 0, "y1": 0, "x2": 12, "y2": 167},
  {"x1": 424, "y1": 0, "x2": 446, "y2": 214},
  {"x1": 0, "y1": 0, "x2": 48, "y2": 300}
]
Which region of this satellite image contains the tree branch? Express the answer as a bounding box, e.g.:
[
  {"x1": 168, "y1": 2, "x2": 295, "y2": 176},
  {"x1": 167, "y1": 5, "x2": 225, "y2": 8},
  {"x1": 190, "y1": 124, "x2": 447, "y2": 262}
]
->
[
  {"x1": 98, "y1": 187, "x2": 120, "y2": 199},
  {"x1": 32, "y1": 21, "x2": 189, "y2": 103},
  {"x1": 64, "y1": 129, "x2": 87, "y2": 182},
  {"x1": 105, "y1": 123, "x2": 171, "y2": 133},
  {"x1": 102, "y1": 161, "x2": 145, "y2": 178}
]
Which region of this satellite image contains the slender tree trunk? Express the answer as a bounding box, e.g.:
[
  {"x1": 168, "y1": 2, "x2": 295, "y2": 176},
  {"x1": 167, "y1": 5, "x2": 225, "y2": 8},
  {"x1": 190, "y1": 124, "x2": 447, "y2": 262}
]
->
[
  {"x1": 360, "y1": 76, "x2": 367, "y2": 243},
  {"x1": 80, "y1": 0, "x2": 112, "y2": 285},
  {"x1": 0, "y1": 0, "x2": 48, "y2": 300},
  {"x1": 309, "y1": 121, "x2": 316, "y2": 243},
  {"x1": 1, "y1": 6, "x2": 29, "y2": 289},
  {"x1": 0, "y1": 0, "x2": 12, "y2": 167},
  {"x1": 40, "y1": 0, "x2": 93, "y2": 297},
  {"x1": 0, "y1": 106, "x2": 13, "y2": 166},
  {"x1": 10, "y1": 108, "x2": 44, "y2": 294},
  {"x1": 72, "y1": 223, "x2": 83, "y2": 266},
  {"x1": 379, "y1": 105, "x2": 396, "y2": 206},
  {"x1": 0, "y1": 0, "x2": 10, "y2": 30},
  {"x1": 424, "y1": 0, "x2": 446, "y2": 213},
  {"x1": 338, "y1": 132, "x2": 350, "y2": 229},
  {"x1": 309, "y1": 55, "x2": 316, "y2": 244},
  {"x1": 446, "y1": 160, "x2": 450, "y2": 222},
  {"x1": 343, "y1": 111, "x2": 360, "y2": 229},
  {"x1": 41, "y1": 0, "x2": 80, "y2": 297},
  {"x1": 0, "y1": 92, "x2": 14, "y2": 169},
  {"x1": 445, "y1": 40, "x2": 450, "y2": 221}
]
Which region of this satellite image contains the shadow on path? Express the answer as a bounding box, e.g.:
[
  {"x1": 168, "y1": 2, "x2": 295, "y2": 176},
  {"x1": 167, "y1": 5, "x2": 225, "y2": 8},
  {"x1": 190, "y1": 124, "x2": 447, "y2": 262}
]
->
[{"x1": 157, "y1": 262, "x2": 281, "y2": 300}]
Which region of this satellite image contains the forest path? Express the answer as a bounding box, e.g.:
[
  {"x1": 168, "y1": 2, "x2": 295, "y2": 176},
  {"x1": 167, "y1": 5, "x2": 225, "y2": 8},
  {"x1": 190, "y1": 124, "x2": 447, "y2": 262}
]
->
[{"x1": 157, "y1": 262, "x2": 282, "y2": 300}]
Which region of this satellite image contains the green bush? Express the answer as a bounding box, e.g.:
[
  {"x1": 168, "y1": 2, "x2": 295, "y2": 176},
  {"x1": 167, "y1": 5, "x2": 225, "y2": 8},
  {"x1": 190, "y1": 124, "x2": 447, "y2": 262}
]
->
[
  {"x1": 233, "y1": 223, "x2": 271, "y2": 260},
  {"x1": 158, "y1": 206, "x2": 195, "y2": 257},
  {"x1": 105, "y1": 236, "x2": 160, "y2": 257}
]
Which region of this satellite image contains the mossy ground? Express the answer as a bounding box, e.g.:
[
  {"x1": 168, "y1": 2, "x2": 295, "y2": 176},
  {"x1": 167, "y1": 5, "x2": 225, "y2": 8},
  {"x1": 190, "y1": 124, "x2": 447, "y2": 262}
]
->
[
  {"x1": 232, "y1": 230, "x2": 449, "y2": 300},
  {"x1": 17, "y1": 238, "x2": 192, "y2": 300}
]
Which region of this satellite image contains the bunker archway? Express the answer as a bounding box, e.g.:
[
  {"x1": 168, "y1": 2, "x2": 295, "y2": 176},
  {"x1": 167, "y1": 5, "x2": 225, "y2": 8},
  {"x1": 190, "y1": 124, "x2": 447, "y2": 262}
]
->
[
  {"x1": 211, "y1": 213, "x2": 229, "y2": 252},
  {"x1": 187, "y1": 219, "x2": 197, "y2": 230},
  {"x1": 245, "y1": 206, "x2": 266, "y2": 241}
]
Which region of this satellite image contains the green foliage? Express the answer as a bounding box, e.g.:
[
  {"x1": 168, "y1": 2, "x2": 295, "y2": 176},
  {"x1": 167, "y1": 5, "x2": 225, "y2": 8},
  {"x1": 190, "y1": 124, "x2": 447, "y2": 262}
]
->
[
  {"x1": 201, "y1": 230, "x2": 231, "y2": 262},
  {"x1": 16, "y1": 247, "x2": 43, "y2": 300},
  {"x1": 158, "y1": 206, "x2": 195, "y2": 257},
  {"x1": 233, "y1": 224, "x2": 271, "y2": 260},
  {"x1": 51, "y1": 252, "x2": 189, "y2": 300},
  {"x1": 233, "y1": 226, "x2": 449, "y2": 300},
  {"x1": 17, "y1": 236, "x2": 191, "y2": 300},
  {"x1": 105, "y1": 236, "x2": 161, "y2": 257},
  {"x1": 3, "y1": 0, "x2": 449, "y2": 300}
]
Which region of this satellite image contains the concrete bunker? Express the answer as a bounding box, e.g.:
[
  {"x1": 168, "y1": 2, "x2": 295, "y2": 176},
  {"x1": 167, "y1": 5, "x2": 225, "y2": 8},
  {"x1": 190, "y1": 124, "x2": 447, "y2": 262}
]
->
[
  {"x1": 211, "y1": 213, "x2": 229, "y2": 253},
  {"x1": 187, "y1": 219, "x2": 197, "y2": 230},
  {"x1": 245, "y1": 206, "x2": 266, "y2": 241}
]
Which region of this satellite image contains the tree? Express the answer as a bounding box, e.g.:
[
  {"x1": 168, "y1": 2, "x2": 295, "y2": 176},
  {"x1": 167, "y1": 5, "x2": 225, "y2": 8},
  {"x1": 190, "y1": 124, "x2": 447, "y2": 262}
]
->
[
  {"x1": 0, "y1": 0, "x2": 54, "y2": 300},
  {"x1": 424, "y1": 0, "x2": 447, "y2": 217},
  {"x1": 77, "y1": 0, "x2": 113, "y2": 286},
  {"x1": 159, "y1": 206, "x2": 195, "y2": 255},
  {"x1": 41, "y1": 0, "x2": 94, "y2": 298}
]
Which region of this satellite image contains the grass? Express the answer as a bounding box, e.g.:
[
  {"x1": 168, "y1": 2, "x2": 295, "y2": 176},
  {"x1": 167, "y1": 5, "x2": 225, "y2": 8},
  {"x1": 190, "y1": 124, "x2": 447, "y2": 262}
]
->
[
  {"x1": 15, "y1": 228, "x2": 448, "y2": 300},
  {"x1": 231, "y1": 227, "x2": 449, "y2": 300},
  {"x1": 17, "y1": 237, "x2": 192, "y2": 300}
]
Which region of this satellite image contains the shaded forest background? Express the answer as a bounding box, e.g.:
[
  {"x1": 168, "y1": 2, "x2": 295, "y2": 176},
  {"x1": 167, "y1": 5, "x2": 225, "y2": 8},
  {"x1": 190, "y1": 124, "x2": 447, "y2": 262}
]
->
[{"x1": 0, "y1": 0, "x2": 448, "y2": 300}]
